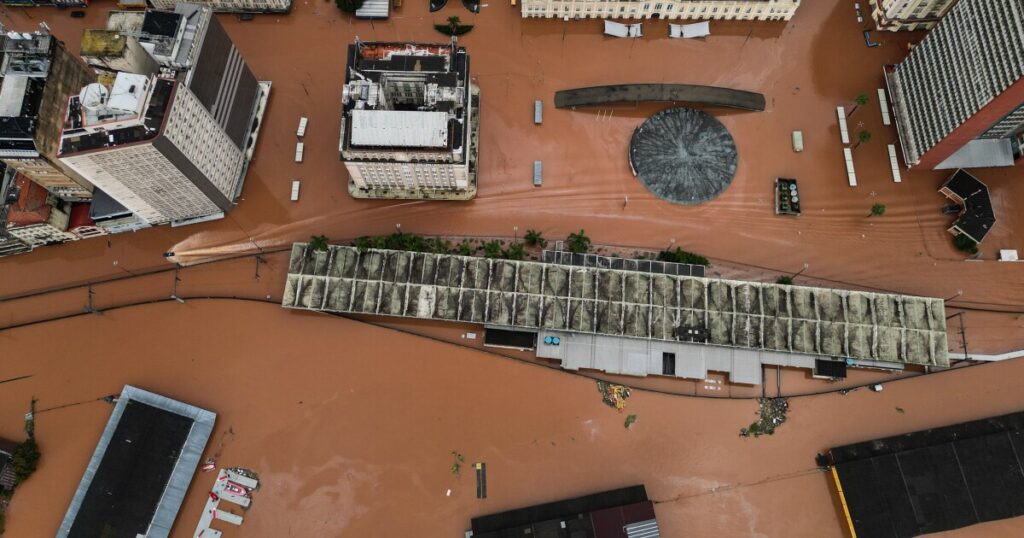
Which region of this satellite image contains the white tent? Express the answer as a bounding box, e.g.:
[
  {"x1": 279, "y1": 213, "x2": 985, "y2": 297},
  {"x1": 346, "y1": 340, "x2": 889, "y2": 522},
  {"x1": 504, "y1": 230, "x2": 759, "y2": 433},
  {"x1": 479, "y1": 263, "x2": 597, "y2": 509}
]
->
[
  {"x1": 604, "y1": 20, "x2": 642, "y2": 38},
  {"x1": 669, "y1": 22, "x2": 710, "y2": 39}
]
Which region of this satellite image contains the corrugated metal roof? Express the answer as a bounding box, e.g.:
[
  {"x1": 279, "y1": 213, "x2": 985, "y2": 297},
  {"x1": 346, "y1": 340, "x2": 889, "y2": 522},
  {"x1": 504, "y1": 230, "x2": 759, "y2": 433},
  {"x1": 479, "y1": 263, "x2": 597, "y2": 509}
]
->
[
  {"x1": 356, "y1": 0, "x2": 390, "y2": 18},
  {"x1": 625, "y1": 519, "x2": 661, "y2": 538},
  {"x1": 350, "y1": 110, "x2": 448, "y2": 148}
]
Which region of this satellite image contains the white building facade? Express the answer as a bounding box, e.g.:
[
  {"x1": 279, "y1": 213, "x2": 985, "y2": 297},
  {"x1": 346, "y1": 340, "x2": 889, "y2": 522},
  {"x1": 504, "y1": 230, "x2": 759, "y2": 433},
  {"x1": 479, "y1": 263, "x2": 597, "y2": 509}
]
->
[
  {"x1": 869, "y1": 0, "x2": 956, "y2": 31},
  {"x1": 520, "y1": 0, "x2": 801, "y2": 21},
  {"x1": 146, "y1": 0, "x2": 292, "y2": 13}
]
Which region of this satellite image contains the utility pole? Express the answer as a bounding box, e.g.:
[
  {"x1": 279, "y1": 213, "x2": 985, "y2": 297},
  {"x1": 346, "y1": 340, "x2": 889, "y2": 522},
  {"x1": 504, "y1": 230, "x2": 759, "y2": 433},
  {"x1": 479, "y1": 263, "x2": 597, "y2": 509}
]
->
[
  {"x1": 171, "y1": 266, "x2": 185, "y2": 303},
  {"x1": 84, "y1": 284, "x2": 101, "y2": 315}
]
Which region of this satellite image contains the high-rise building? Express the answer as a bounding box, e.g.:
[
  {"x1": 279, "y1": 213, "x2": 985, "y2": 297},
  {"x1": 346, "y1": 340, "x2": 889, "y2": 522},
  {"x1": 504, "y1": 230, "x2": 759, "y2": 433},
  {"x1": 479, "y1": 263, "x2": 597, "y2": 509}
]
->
[
  {"x1": 0, "y1": 28, "x2": 97, "y2": 201},
  {"x1": 887, "y1": 0, "x2": 1024, "y2": 169},
  {"x1": 520, "y1": 0, "x2": 800, "y2": 21},
  {"x1": 147, "y1": 0, "x2": 292, "y2": 13},
  {"x1": 869, "y1": 0, "x2": 957, "y2": 31},
  {"x1": 97, "y1": 4, "x2": 267, "y2": 156},
  {"x1": 58, "y1": 73, "x2": 247, "y2": 225},
  {"x1": 339, "y1": 39, "x2": 479, "y2": 200}
]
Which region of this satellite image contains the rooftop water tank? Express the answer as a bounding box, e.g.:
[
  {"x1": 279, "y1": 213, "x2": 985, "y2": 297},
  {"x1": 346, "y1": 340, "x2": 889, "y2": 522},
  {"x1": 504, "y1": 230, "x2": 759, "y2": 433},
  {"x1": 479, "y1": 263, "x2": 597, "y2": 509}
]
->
[{"x1": 79, "y1": 83, "x2": 110, "y2": 111}]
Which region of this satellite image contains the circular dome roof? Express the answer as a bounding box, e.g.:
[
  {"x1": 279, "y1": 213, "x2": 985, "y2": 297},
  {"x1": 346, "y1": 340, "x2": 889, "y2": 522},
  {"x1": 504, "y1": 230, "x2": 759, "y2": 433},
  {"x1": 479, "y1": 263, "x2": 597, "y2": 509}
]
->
[{"x1": 628, "y1": 108, "x2": 738, "y2": 205}]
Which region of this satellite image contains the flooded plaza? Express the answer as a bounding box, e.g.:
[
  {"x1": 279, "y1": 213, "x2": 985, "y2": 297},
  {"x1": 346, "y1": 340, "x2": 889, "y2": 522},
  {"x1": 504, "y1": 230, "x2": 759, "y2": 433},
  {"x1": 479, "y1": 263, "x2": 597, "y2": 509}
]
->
[{"x1": 1, "y1": 0, "x2": 1024, "y2": 535}]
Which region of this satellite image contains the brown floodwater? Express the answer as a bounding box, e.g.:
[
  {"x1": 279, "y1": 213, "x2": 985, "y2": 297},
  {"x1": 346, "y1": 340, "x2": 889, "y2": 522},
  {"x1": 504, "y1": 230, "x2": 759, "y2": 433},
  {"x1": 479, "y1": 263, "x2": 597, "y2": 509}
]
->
[
  {"x1": 1, "y1": 1, "x2": 1024, "y2": 535},
  {"x1": 0, "y1": 300, "x2": 1023, "y2": 537}
]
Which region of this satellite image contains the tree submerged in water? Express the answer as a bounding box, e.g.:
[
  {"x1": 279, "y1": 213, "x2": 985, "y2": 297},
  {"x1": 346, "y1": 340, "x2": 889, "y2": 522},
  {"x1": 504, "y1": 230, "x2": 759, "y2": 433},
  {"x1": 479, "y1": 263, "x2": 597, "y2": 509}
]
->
[
  {"x1": 740, "y1": 398, "x2": 789, "y2": 438},
  {"x1": 435, "y1": 16, "x2": 474, "y2": 36},
  {"x1": 308, "y1": 235, "x2": 329, "y2": 252}
]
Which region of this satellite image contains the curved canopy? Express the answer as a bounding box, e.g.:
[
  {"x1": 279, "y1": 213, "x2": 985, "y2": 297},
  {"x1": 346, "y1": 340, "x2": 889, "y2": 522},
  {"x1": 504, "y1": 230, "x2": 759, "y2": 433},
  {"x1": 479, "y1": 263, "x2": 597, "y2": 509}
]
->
[{"x1": 555, "y1": 84, "x2": 766, "y2": 111}]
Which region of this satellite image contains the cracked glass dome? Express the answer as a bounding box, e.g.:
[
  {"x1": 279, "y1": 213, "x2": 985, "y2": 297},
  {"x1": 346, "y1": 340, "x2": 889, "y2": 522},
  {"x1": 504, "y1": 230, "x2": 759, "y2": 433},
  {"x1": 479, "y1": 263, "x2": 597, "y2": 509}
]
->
[{"x1": 628, "y1": 108, "x2": 738, "y2": 205}]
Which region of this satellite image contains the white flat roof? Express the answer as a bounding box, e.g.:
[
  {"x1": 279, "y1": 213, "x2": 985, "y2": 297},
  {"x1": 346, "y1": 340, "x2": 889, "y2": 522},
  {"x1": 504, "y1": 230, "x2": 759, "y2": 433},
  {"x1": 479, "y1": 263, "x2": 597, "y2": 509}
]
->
[
  {"x1": 107, "y1": 73, "x2": 150, "y2": 115},
  {"x1": 350, "y1": 110, "x2": 449, "y2": 148},
  {"x1": 0, "y1": 75, "x2": 28, "y2": 117}
]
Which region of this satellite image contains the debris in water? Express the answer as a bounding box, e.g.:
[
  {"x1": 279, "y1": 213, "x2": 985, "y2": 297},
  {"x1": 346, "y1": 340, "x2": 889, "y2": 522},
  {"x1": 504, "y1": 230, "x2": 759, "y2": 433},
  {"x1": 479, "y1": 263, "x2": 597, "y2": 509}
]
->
[
  {"x1": 597, "y1": 381, "x2": 631, "y2": 411},
  {"x1": 624, "y1": 414, "x2": 637, "y2": 429},
  {"x1": 450, "y1": 450, "x2": 464, "y2": 476},
  {"x1": 740, "y1": 398, "x2": 789, "y2": 437}
]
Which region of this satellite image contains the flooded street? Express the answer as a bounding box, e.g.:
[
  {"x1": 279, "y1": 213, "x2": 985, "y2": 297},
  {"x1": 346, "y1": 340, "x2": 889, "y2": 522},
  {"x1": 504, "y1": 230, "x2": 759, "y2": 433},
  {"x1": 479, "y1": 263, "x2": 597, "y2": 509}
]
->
[
  {"x1": 0, "y1": 301, "x2": 1023, "y2": 536},
  {"x1": 0, "y1": 0, "x2": 1021, "y2": 349},
  {"x1": 1, "y1": 0, "x2": 1024, "y2": 535}
]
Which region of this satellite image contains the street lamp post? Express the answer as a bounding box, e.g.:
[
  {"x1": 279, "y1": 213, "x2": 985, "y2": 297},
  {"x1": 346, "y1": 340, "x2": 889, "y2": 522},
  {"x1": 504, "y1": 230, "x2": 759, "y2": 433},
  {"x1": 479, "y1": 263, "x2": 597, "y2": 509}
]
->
[
  {"x1": 792, "y1": 262, "x2": 809, "y2": 279},
  {"x1": 945, "y1": 289, "x2": 963, "y2": 302},
  {"x1": 514, "y1": 226, "x2": 519, "y2": 242}
]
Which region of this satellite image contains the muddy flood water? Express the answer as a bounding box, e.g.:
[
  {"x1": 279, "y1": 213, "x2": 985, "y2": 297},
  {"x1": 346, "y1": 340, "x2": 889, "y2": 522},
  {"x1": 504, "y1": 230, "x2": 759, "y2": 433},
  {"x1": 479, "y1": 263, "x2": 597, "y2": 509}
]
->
[
  {"x1": 0, "y1": 301, "x2": 1022, "y2": 537},
  {"x1": 1, "y1": 0, "x2": 1023, "y2": 351},
  {"x1": 1, "y1": 0, "x2": 1024, "y2": 535}
]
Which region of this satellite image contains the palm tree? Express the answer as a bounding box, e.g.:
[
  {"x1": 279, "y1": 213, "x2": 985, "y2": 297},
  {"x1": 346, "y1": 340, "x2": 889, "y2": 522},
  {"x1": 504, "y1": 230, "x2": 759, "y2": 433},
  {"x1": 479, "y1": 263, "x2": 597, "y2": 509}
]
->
[
  {"x1": 524, "y1": 229, "x2": 546, "y2": 247},
  {"x1": 566, "y1": 230, "x2": 592, "y2": 254},
  {"x1": 504, "y1": 243, "x2": 527, "y2": 260},
  {"x1": 853, "y1": 129, "x2": 872, "y2": 149},
  {"x1": 868, "y1": 203, "x2": 886, "y2": 217},
  {"x1": 848, "y1": 93, "x2": 870, "y2": 116},
  {"x1": 309, "y1": 235, "x2": 329, "y2": 252}
]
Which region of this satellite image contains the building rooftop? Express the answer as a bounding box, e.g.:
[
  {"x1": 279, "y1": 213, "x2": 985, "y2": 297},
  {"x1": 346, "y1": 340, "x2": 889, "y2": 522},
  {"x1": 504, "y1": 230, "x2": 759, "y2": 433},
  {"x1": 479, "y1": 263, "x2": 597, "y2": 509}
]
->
[
  {"x1": 341, "y1": 40, "x2": 470, "y2": 159},
  {"x1": 828, "y1": 410, "x2": 1024, "y2": 538},
  {"x1": 57, "y1": 385, "x2": 216, "y2": 538},
  {"x1": 59, "y1": 76, "x2": 174, "y2": 155},
  {"x1": 470, "y1": 485, "x2": 660, "y2": 538},
  {"x1": 350, "y1": 109, "x2": 449, "y2": 148},
  {"x1": 282, "y1": 246, "x2": 949, "y2": 367},
  {"x1": 5, "y1": 175, "x2": 50, "y2": 227},
  {"x1": 141, "y1": 10, "x2": 182, "y2": 39},
  {"x1": 105, "y1": 11, "x2": 146, "y2": 34},
  {"x1": 942, "y1": 169, "x2": 996, "y2": 243},
  {"x1": 80, "y1": 30, "x2": 128, "y2": 58},
  {"x1": 88, "y1": 188, "x2": 131, "y2": 221},
  {"x1": 629, "y1": 107, "x2": 738, "y2": 205}
]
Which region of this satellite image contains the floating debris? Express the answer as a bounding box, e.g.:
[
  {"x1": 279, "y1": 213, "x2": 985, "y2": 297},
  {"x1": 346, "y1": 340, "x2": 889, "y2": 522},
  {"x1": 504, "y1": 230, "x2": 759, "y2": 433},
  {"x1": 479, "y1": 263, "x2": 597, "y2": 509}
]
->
[
  {"x1": 450, "y1": 451, "x2": 465, "y2": 476},
  {"x1": 597, "y1": 381, "x2": 631, "y2": 411},
  {"x1": 624, "y1": 414, "x2": 638, "y2": 429},
  {"x1": 740, "y1": 397, "x2": 789, "y2": 437}
]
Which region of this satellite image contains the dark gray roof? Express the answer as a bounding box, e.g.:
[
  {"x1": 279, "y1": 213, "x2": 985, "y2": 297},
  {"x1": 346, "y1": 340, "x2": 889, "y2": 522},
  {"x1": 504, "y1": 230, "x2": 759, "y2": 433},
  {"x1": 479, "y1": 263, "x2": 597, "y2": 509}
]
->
[
  {"x1": 88, "y1": 189, "x2": 131, "y2": 221},
  {"x1": 141, "y1": 11, "x2": 182, "y2": 38},
  {"x1": 629, "y1": 107, "x2": 738, "y2": 205},
  {"x1": 943, "y1": 169, "x2": 995, "y2": 243},
  {"x1": 57, "y1": 385, "x2": 216, "y2": 538},
  {"x1": 555, "y1": 84, "x2": 766, "y2": 111},
  {"x1": 185, "y1": 14, "x2": 259, "y2": 150}
]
